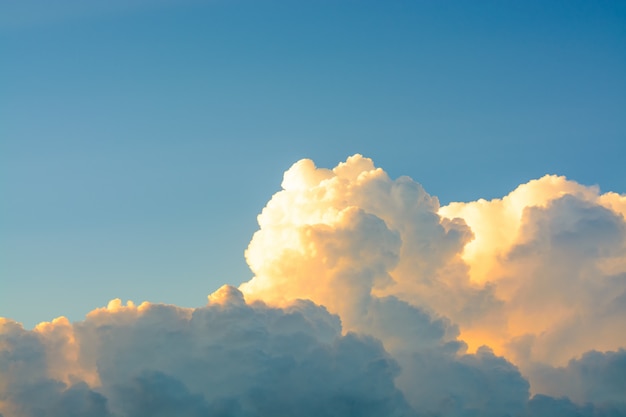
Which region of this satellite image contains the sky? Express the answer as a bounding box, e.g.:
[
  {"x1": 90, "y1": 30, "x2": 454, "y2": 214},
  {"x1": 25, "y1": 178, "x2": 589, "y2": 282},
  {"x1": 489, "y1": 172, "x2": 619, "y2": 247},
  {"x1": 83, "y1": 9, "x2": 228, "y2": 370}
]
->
[{"x1": 1, "y1": 1, "x2": 626, "y2": 416}]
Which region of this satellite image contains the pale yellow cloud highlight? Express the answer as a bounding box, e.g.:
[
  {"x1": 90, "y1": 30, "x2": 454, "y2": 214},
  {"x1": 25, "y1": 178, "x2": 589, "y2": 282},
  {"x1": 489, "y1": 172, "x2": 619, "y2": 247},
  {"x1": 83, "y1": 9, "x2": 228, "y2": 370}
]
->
[
  {"x1": 439, "y1": 175, "x2": 600, "y2": 285},
  {"x1": 29, "y1": 300, "x2": 153, "y2": 390},
  {"x1": 241, "y1": 155, "x2": 412, "y2": 325},
  {"x1": 439, "y1": 175, "x2": 626, "y2": 366},
  {"x1": 32, "y1": 316, "x2": 98, "y2": 387},
  {"x1": 241, "y1": 156, "x2": 626, "y2": 376}
]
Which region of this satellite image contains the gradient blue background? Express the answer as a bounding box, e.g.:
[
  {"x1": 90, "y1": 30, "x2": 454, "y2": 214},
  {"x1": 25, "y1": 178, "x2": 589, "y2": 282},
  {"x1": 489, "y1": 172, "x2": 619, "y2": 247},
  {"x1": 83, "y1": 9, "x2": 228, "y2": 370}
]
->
[{"x1": 2, "y1": 0, "x2": 625, "y2": 328}]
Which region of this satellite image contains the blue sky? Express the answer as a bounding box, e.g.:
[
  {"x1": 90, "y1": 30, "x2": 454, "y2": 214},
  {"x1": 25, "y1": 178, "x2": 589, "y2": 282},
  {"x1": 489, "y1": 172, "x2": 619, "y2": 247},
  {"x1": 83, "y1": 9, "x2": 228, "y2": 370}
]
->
[{"x1": 2, "y1": 0, "x2": 625, "y2": 329}]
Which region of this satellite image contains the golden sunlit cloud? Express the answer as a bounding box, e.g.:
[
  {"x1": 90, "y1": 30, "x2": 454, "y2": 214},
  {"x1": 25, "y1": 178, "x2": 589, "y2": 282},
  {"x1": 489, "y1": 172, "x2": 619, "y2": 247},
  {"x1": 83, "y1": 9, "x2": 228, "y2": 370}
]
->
[
  {"x1": 1, "y1": 155, "x2": 625, "y2": 417},
  {"x1": 241, "y1": 155, "x2": 626, "y2": 377}
]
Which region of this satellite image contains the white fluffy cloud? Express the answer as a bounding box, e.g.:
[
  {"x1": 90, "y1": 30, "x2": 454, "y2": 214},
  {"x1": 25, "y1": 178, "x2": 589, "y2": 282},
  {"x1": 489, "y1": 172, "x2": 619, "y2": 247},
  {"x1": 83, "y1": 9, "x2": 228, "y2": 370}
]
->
[{"x1": 2, "y1": 154, "x2": 625, "y2": 416}]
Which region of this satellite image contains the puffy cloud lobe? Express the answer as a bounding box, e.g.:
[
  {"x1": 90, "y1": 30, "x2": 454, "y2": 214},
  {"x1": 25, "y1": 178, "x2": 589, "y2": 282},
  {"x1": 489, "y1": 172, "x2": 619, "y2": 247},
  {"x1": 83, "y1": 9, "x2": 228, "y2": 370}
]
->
[
  {"x1": 0, "y1": 288, "x2": 415, "y2": 417},
  {"x1": 501, "y1": 197, "x2": 626, "y2": 366},
  {"x1": 523, "y1": 350, "x2": 626, "y2": 417},
  {"x1": 528, "y1": 349, "x2": 626, "y2": 414},
  {"x1": 0, "y1": 318, "x2": 112, "y2": 417},
  {"x1": 241, "y1": 155, "x2": 478, "y2": 334},
  {"x1": 443, "y1": 188, "x2": 626, "y2": 370},
  {"x1": 439, "y1": 176, "x2": 626, "y2": 364},
  {"x1": 439, "y1": 175, "x2": 603, "y2": 285}
]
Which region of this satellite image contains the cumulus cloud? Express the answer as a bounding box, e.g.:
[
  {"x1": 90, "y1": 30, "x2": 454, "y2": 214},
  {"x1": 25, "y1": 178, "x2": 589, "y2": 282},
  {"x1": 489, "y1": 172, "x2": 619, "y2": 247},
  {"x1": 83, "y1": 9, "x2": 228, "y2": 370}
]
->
[
  {"x1": 440, "y1": 176, "x2": 626, "y2": 368},
  {"x1": 241, "y1": 154, "x2": 626, "y2": 411},
  {"x1": 2, "y1": 154, "x2": 625, "y2": 416},
  {"x1": 242, "y1": 156, "x2": 626, "y2": 363},
  {"x1": 241, "y1": 155, "x2": 477, "y2": 330},
  {"x1": 1, "y1": 289, "x2": 414, "y2": 417},
  {"x1": 523, "y1": 349, "x2": 626, "y2": 416}
]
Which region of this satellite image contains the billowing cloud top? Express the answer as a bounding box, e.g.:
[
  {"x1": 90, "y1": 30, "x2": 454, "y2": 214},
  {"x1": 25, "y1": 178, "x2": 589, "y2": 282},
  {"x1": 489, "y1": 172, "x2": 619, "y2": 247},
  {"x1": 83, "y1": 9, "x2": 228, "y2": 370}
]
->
[{"x1": 2, "y1": 155, "x2": 625, "y2": 417}]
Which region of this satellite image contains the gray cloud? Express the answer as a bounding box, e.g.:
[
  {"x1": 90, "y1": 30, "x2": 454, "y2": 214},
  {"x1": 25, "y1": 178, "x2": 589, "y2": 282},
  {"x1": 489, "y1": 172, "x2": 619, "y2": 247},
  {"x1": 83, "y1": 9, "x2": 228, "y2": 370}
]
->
[
  {"x1": 528, "y1": 349, "x2": 626, "y2": 415},
  {"x1": 1, "y1": 288, "x2": 416, "y2": 417}
]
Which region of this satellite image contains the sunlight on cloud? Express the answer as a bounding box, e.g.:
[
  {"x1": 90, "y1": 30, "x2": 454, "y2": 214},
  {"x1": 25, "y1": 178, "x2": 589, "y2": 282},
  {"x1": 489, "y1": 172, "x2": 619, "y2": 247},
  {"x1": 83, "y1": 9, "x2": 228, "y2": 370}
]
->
[
  {"x1": 240, "y1": 154, "x2": 626, "y2": 399},
  {"x1": 440, "y1": 175, "x2": 605, "y2": 284},
  {"x1": 1, "y1": 154, "x2": 626, "y2": 417},
  {"x1": 440, "y1": 175, "x2": 626, "y2": 367}
]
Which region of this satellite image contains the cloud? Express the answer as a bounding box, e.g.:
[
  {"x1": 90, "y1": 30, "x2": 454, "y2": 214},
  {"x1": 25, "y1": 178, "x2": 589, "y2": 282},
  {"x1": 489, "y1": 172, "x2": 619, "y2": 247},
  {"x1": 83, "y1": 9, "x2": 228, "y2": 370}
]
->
[
  {"x1": 1, "y1": 288, "x2": 415, "y2": 417},
  {"x1": 438, "y1": 176, "x2": 626, "y2": 370},
  {"x1": 522, "y1": 349, "x2": 626, "y2": 417},
  {"x1": 240, "y1": 154, "x2": 626, "y2": 410},
  {"x1": 241, "y1": 155, "x2": 476, "y2": 330},
  {"x1": 525, "y1": 395, "x2": 594, "y2": 417},
  {"x1": 2, "y1": 154, "x2": 625, "y2": 416},
  {"x1": 0, "y1": 318, "x2": 111, "y2": 417},
  {"x1": 528, "y1": 349, "x2": 626, "y2": 414}
]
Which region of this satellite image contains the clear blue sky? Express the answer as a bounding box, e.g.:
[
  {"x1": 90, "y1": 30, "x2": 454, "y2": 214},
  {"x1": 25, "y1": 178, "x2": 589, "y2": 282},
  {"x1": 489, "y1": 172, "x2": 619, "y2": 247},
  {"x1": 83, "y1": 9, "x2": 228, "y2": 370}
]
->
[{"x1": 2, "y1": 0, "x2": 625, "y2": 328}]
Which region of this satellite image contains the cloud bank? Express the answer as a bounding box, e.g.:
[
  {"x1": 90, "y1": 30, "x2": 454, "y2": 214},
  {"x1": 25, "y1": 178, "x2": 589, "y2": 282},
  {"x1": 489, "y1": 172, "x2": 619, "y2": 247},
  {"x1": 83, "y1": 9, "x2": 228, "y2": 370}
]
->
[{"x1": 2, "y1": 155, "x2": 625, "y2": 416}]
